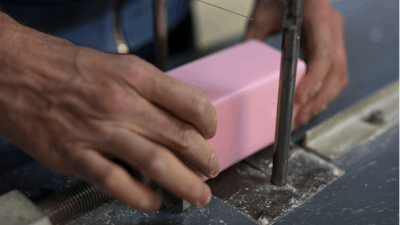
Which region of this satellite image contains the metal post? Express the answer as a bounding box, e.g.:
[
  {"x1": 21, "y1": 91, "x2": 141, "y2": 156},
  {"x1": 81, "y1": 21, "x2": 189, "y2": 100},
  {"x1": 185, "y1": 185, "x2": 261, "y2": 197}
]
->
[
  {"x1": 271, "y1": 0, "x2": 304, "y2": 186},
  {"x1": 153, "y1": 0, "x2": 169, "y2": 71}
]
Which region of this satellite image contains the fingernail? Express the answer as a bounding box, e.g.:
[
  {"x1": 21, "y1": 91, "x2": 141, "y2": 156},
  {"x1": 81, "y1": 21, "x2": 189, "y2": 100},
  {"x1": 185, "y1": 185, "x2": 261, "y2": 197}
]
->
[
  {"x1": 211, "y1": 163, "x2": 220, "y2": 178},
  {"x1": 200, "y1": 186, "x2": 212, "y2": 207},
  {"x1": 209, "y1": 154, "x2": 220, "y2": 178}
]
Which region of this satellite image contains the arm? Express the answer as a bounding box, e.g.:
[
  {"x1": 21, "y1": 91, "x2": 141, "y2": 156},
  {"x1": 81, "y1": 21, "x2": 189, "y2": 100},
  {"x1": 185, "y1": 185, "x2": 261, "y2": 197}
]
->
[{"x1": 0, "y1": 11, "x2": 219, "y2": 211}]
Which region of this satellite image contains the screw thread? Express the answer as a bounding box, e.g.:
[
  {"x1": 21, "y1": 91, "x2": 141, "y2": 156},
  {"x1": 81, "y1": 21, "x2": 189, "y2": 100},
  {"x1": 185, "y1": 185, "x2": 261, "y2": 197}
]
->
[{"x1": 37, "y1": 181, "x2": 112, "y2": 224}]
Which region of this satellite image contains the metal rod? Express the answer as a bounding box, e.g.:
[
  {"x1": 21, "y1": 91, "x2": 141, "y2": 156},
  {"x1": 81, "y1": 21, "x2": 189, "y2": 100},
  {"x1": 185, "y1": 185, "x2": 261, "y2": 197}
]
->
[
  {"x1": 153, "y1": 0, "x2": 169, "y2": 71},
  {"x1": 272, "y1": 0, "x2": 304, "y2": 186}
]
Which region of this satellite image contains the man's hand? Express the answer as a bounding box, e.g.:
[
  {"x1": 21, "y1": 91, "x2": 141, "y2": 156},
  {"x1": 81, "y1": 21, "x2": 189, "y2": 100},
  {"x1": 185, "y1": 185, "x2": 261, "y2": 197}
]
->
[
  {"x1": 244, "y1": 0, "x2": 349, "y2": 128},
  {"x1": 0, "y1": 13, "x2": 219, "y2": 211}
]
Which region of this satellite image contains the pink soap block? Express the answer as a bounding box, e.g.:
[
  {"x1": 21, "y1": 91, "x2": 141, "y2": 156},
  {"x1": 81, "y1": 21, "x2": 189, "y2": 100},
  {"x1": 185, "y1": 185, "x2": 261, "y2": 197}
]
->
[{"x1": 167, "y1": 40, "x2": 306, "y2": 173}]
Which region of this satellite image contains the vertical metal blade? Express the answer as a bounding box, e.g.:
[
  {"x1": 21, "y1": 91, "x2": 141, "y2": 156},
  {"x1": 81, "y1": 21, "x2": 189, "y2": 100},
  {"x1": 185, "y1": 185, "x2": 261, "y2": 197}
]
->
[{"x1": 272, "y1": 0, "x2": 304, "y2": 186}]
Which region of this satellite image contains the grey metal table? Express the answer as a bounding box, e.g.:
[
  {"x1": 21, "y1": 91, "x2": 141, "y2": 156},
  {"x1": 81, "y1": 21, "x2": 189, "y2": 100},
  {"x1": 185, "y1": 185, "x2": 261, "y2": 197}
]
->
[{"x1": 276, "y1": 124, "x2": 399, "y2": 225}]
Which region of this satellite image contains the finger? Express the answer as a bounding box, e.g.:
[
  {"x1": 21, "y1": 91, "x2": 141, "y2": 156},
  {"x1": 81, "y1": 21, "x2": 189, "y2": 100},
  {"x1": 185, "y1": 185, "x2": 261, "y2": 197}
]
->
[
  {"x1": 120, "y1": 55, "x2": 218, "y2": 139},
  {"x1": 174, "y1": 151, "x2": 205, "y2": 179},
  {"x1": 112, "y1": 94, "x2": 219, "y2": 179},
  {"x1": 295, "y1": 49, "x2": 332, "y2": 106},
  {"x1": 294, "y1": 62, "x2": 349, "y2": 126},
  {"x1": 294, "y1": 3, "x2": 348, "y2": 126},
  {"x1": 292, "y1": 96, "x2": 301, "y2": 130},
  {"x1": 69, "y1": 149, "x2": 161, "y2": 212},
  {"x1": 330, "y1": 10, "x2": 347, "y2": 64},
  {"x1": 243, "y1": 0, "x2": 284, "y2": 41},
  {"x1": 295, "y1": 3, "x2": 335, "y2": 106},
  {"x1": 104, "y1": 128, "x2": 212, "y2": 207}
]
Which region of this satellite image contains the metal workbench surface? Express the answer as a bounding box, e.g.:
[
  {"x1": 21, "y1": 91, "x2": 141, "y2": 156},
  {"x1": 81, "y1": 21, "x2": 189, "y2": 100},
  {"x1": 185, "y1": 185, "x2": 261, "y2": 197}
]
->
[
  {"x1": 0, "y1": 0, "x2": 398, "y2": 224},
  {"x1": 276, "y1": 123, "x2": 399, "y2": 225}
]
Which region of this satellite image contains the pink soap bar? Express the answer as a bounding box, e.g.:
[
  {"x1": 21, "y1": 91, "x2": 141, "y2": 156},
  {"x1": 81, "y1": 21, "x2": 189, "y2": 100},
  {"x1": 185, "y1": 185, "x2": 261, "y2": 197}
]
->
[{"x1": 167, "y1": 40, "x2": 306, "y2": 173}]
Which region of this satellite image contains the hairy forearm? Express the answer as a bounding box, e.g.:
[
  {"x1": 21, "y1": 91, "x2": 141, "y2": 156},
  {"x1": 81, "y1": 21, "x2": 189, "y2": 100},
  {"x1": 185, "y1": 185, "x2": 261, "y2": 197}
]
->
[
  {"x1": 0, "y1": 11, "x2": 78, "y2": 153},
  {"x1": 0, "y1": 10, "x2": 78, "y2": 91}
]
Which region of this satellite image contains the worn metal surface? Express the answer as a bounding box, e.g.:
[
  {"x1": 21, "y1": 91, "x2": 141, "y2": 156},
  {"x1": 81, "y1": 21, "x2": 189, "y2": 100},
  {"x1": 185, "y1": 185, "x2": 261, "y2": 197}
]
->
[
  {"x1": 272, "y1": 0, "x2": 304, "y2": 186},
  {"x1": 66, "y1": 196, "x2": 256, "y2": 225},
  {"x1": 275, "y1": 122, "x2": 399, "y2": 225},
  {"x1": 305, "y1": 82, "x2": 399, "y2": 160},
  {"x1": 207, "y1": 147, "x2": 344, "y2": 224}
]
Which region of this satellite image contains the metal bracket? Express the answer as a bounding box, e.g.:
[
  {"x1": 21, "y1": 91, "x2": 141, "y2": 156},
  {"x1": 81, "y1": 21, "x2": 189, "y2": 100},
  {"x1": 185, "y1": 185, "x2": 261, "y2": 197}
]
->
[{"x1": 305, "y1": 82, "x2": 399, "y2": 160}]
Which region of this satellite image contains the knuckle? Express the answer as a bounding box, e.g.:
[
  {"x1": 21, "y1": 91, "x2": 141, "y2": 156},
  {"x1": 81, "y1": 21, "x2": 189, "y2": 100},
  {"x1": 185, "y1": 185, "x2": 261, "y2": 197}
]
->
[
  {"x1": 125, "y1": 54, "x2": 142, "y2": 66},
  {"x1": 61, "y1": 142, "x2": 85, "y2": 162},
  {"x1": 100, "y1": 166, "x2": 120, "y2": 188},
  {"x1": 125, "y1": 56, "x2": 155, "y2": 91},
  {"x1": 178, "y1": 123, "x2": 202, "y2": 151},
  {"x1": 69, "y1": 151, "x2": 100, "y2": 180},
  {"x1": 180, "y1": 180, "x2": 199, "y2": 199},
  {"x1": 191, "y1": 89, "x2": 208, "y2": 115},
  {"x1": 190, "y1": 89, "x2": 217, "y2": 138},
  {"x1": 108, "y1": 84, "x2": 146, "y2": 114},
  {"x1": 145, "y1": 150, "x2": 169, "y2": 174},
  {"x1": 109, "y1": 85, "x2": 126, "y2": 103},
  {"x1": 57, "y1": 146, "x2": 80, "y2": 175}
]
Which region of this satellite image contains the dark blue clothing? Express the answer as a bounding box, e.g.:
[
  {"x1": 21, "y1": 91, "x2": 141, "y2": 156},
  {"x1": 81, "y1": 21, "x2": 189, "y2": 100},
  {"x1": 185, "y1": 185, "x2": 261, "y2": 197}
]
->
[{"x1": 0, "y1": 0, "x2": 191, "y2": 53}]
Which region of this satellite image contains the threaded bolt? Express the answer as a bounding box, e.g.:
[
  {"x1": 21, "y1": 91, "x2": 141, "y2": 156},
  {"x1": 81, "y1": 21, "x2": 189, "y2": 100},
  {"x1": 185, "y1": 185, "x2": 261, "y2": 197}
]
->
[{"x1": 36, "y1": 181, "x2": 112, "y2": 224}]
